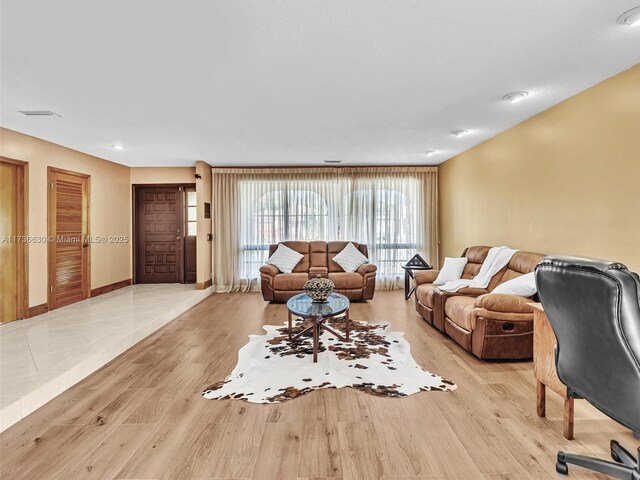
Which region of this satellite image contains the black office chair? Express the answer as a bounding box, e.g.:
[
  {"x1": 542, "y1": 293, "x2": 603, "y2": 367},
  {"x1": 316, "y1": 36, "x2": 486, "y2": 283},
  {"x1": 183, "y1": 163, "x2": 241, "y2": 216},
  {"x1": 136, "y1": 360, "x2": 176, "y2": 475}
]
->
[{"x1": 535, "y1": 256, "x2": 640, "y2": 479}]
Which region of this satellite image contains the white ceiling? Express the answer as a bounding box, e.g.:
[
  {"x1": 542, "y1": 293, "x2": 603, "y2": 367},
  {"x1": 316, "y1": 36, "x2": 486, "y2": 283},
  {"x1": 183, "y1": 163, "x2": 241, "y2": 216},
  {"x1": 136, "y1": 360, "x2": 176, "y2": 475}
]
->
[{"x1": 1, "y1": 0, "x2": 639, "y2": 167}]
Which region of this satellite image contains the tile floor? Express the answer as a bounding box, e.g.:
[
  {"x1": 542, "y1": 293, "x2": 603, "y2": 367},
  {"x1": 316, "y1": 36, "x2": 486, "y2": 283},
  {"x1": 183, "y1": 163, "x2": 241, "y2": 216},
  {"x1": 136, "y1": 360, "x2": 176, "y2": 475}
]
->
[{"x1": 0, "y1": 284, "x2": 212, "y2": 432}]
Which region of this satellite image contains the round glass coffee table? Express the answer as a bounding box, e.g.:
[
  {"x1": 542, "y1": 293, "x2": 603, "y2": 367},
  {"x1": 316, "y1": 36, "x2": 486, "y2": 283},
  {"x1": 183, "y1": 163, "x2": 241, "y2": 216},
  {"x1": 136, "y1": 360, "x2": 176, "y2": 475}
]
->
[{"x1": 286, "y1": 293, "x2": 350, "y2": 362}]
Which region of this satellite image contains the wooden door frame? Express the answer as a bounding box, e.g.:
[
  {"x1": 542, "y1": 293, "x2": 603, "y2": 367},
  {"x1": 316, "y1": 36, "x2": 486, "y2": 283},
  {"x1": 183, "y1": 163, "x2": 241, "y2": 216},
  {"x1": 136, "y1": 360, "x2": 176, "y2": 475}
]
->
[
  {"x1": 0, "y1": 157, "x2": 29, "y2": 320},
  {"x1": 47, "y1": 167, "x2": 91, "y2": 310},
  {"x1": 183, "y1": 186, "x2": 197, "y2": 284},
  {"x1": 131, "y1": 183, "x2": 195, "y2": 285}
]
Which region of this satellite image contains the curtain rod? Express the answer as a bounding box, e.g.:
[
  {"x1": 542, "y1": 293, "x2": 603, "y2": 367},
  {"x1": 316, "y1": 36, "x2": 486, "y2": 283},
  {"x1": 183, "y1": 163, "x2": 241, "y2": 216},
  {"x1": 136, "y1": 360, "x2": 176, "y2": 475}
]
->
[{"x1": 211, "y1": 166, "x2": 438, "y2": 174}]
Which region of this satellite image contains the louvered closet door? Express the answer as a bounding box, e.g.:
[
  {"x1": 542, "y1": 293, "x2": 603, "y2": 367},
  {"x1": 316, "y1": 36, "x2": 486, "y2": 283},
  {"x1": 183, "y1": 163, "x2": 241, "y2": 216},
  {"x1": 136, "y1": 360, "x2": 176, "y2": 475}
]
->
[{"x1": 48, "y1": 169, "x2": 90, "y2": 309}]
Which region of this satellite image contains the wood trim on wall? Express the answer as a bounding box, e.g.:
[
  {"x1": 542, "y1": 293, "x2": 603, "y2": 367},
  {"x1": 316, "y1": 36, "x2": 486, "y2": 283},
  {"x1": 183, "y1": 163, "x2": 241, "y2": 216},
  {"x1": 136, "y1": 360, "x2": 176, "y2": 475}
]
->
[
  {"x1": 28, "y1": 303, "x2": 48, "y2": 318},
  {"x1": 91, "y1": 278, "x2": 132, "y2": 297},
  {"x1": 195, "y1": 278, "x2": 212, "y2": 290},
  {"x1": 0, "y1": 157, "x2": 29, "y2": 320}
]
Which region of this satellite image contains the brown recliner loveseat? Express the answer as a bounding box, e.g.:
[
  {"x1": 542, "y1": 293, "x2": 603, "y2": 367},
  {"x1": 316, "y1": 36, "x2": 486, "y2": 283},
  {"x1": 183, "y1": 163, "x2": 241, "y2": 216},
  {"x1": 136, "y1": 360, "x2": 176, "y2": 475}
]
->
[
  {"x1": 260, "y1": 241, "x2": 377, "y2": 302},
  {"x1": 415, "y1": 245, "x2": 545, "y2": 360}
]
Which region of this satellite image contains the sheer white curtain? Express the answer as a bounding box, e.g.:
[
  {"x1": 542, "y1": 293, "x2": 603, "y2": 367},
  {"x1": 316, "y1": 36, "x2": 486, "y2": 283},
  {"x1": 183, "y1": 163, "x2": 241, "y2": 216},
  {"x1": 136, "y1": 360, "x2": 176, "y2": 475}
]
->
[
  {"x1": 213, "y1": 169, "x2": 341, "y2": 292},
  {"x1": 237, "y1": 171, "x2": 342, "y2": 289},
  {"x1": 343, "y1": 169, "x2": 425, "y2": 289},
  {"x1": 212, "y1": 167, "x2": 438, "y2": 292}
]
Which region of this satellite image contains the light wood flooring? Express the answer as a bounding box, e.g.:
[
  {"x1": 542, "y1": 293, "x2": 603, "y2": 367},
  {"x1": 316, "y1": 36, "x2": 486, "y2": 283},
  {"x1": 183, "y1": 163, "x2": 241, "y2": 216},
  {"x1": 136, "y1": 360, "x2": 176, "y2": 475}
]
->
[{"x1": 0, "y1": 291, "x2": 634, "y2": 479}]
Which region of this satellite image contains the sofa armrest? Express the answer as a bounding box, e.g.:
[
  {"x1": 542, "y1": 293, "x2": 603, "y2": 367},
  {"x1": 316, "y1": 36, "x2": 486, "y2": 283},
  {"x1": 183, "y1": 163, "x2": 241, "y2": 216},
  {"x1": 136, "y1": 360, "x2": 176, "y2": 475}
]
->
[
  {"x1": 474, "y1": 293, "x2": 535, "y2": 313},
  {"x1": 415, "y1": 270, "x2": 439, "y2": 285},
  {"x1": 357, "y1": 264, "x2": 377, "y2": 275},
  {"x1": 259, "y1": 264, "x2": 280, "y2": 276}
]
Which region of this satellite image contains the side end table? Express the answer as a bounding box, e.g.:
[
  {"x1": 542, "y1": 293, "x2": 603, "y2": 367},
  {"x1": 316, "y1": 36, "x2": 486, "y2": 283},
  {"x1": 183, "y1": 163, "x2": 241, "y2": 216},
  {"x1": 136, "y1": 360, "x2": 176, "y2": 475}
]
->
[
  {"x1": 401, "y1": 265, "x2": 432, "y2": 300},
  {"x1": 532, "y1": 303, "x2": 574, "y2": 440}
]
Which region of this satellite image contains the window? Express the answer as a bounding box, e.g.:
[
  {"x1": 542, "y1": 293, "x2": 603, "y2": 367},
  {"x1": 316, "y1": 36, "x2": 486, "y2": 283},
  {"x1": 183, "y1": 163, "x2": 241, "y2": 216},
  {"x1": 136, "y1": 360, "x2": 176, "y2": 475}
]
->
[
  {"x1": 344, "y1": 179, "x2": 420, "y2": 287},
  {"x1": 240, "y1": 183, "x2": 330, "y2": 278},
  {"x1": 186, "y1": 189, "x2": 197, "y2": 236},
  {"x1": 237, "y1": 176, "x2": 421, "y2": 288},
  {"x1": 213, "y1": 168, "x2": 436, "y2": 292}
]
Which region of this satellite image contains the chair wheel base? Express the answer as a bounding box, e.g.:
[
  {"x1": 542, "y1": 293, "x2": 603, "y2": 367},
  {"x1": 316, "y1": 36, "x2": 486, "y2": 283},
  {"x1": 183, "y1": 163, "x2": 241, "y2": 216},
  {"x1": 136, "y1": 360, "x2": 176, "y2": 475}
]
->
[
  {"x1": 610, "y1": 450, "x2": 622, "y2": 463},
  {"x1": 556, "y1": 461, "x2": 569, "y2": 475},
  {"x1": 556, "y1": 452, "x2": 569, "y2": 475}
]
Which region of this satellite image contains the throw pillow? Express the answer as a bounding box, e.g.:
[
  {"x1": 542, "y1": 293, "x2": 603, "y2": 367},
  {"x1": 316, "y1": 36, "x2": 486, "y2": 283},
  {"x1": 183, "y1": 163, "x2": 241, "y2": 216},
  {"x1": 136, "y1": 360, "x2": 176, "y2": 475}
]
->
[
  {"x1": 492, "y1": 272, "x2": 537, "y2": 297},
  {"x1": 433, "y1": 257, "x2": 468, "y2": 285},
  {"x1": 266, "y1": 244, "x2": 304, "y2": 274},
  {"x1": 333, "y1": 242, "x2": 369, "y2": 272}
]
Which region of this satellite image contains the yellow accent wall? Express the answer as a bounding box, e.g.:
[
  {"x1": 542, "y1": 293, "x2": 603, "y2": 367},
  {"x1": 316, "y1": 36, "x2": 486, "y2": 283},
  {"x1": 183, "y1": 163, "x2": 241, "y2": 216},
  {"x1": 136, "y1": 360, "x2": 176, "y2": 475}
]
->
[
  {"x1": 0, "y1": 128, "x2": 131, "y2": 307},
  {"x1": 439, "y1": 64, "x2": 640, "y2": 272}
]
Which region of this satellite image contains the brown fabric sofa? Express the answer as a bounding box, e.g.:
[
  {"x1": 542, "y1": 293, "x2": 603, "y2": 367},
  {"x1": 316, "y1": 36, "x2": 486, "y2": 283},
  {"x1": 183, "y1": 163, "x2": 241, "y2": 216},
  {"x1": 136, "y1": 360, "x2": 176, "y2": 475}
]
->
[
  {"x1": 260, "y1": 241, "x2": 377, "y2": 302},
  {"x1": 415, "y1": 245, "x2": 545, "y2": 360}
]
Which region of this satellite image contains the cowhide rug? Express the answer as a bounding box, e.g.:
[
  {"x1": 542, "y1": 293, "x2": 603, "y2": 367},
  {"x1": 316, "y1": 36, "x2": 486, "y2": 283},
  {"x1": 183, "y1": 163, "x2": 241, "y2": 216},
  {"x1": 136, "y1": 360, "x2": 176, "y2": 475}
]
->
[{"x1": 202, "y1": 318, "x2": 456, "y2": 403}]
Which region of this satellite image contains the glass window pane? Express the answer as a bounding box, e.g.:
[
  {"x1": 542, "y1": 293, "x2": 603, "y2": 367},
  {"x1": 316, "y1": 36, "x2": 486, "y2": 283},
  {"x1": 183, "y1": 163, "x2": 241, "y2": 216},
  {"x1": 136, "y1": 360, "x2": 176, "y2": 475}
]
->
[
  {"x1": 187, "y1": 191, "x2": 197, "y2": 206},
  {"x1": 188, "y1": 206, "x2": 197, "y2": 221},
  {"x1": 187, "y1": 222, "x2": 197, "y2": 236}
]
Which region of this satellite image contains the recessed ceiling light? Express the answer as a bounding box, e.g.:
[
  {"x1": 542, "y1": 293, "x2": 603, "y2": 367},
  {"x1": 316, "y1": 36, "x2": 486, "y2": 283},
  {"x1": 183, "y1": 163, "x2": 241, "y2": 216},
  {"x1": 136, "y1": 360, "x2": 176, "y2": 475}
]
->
[
  {"x1": 503, "y1": 91, "x2": 529, "y2": 103},
  {"x1": 617, "y1": 6, "x2": 640, "y2": 26},
  {"x1": 111, "y1": 144, "x2": 127, "y2": 150},
  {"x1": 423, "y1": 150, "x2": 437, "y2": 156},
  {"x1": 450, "y1": 129, "x2": 469, "y2": 137}
]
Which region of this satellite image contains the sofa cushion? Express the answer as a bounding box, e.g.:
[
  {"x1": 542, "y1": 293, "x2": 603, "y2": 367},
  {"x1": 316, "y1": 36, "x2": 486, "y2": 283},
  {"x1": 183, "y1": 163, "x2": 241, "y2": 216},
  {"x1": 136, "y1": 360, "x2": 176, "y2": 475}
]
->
[
  {"x1": 267, "y1": 244, "x2": 304, "y2": 274},
  {"x1": 269, "y1": 241, "x2": 310, "y2": 273},
  {"x1": 416, "y1": 283, "x2": 439, "y2": 308},
  {"x1": 444, "y1": 296, "x2": 476, "y2": 331},
  {"x1": 309, "y1": 241, "x2": 328, "y2": 269},
  {"x1": 434, "y1": 257, "x2": 468, "y2": 285},
  {"x1": 465, "y1": 245, "x2": 491, "y2": 264},
  {"x1": 495, "y1": 251, "x2": 545, "y2": 285},
  {"x1": 328, "y1": 241, "x2": 368, "y2": 272},
  {"x1": 461, "y1": 246, "x2": 491, "y2": 279},
  {"x1": 333, "y1": 242, "x2": 369, "y2": 272},
  {"x1": 492, "y1": 272, "x2": 537, "y2": 297},
  {"x1": 329, "y1": 272, "x2": 364, "y2": 289},
  {"x1": 274, "y1": 273, "x2": 309, "y2": 290},
  {"x1": 508, "y1": 251, "x2": 546, "y2": 275},
  {"x1": 475, "y1": 293, "x2": 535, "y2": 313}
]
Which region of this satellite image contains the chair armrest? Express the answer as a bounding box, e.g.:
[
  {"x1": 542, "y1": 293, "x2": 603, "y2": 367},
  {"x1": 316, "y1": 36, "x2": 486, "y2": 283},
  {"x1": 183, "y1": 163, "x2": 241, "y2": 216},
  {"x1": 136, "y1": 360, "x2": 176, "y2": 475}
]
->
[
  {"x1": 415, "y1": 270, "x2": 439, "y2": 285},
  {"x1": 259, "y1": 264, "x2": 280, "y2": 276},
  {"x1": 474, "y1": 293, "x2": 535, "y2": 313},
  {"x1": 357, "y1": 264, "x2": 377, "y2": 275}
]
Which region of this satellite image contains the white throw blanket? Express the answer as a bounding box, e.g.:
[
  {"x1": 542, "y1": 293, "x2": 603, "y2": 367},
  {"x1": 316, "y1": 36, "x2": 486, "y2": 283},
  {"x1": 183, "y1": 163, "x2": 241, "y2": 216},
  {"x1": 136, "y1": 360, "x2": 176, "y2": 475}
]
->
[{"x1": 438, "y1": 246, "x2": 517, "y2": 293}]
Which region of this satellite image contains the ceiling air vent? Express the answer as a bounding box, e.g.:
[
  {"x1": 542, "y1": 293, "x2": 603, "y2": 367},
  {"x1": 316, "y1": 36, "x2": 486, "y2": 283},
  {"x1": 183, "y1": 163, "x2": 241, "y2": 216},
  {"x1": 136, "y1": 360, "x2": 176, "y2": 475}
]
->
[
  {"x1": 324, "y1": 160, "x2": 342, "y2": 164},
  {"x1": 18, "y1": 110, "x2": 62, "y2": 117}
]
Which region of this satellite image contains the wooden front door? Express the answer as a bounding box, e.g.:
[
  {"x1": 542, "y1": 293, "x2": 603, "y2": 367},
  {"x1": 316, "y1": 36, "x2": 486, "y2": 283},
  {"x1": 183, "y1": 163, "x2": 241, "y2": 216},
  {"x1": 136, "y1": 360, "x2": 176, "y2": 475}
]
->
[
  {"x1": 135, "y1": 187, "x2": 183, "y2": 283},
  {"x1": 0, "y1": 160, "x2": 27, "y2": 322},
  {"x1": 48, "y1": 168, "x2": 90, "y2": 309}
]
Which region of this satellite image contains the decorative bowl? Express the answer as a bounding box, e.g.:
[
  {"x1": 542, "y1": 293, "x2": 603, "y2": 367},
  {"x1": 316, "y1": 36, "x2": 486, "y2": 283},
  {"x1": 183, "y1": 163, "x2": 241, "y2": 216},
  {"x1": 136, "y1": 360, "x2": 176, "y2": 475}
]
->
[{"x1": 304, "y1": 275, "x2": 335, "y2": 303}]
